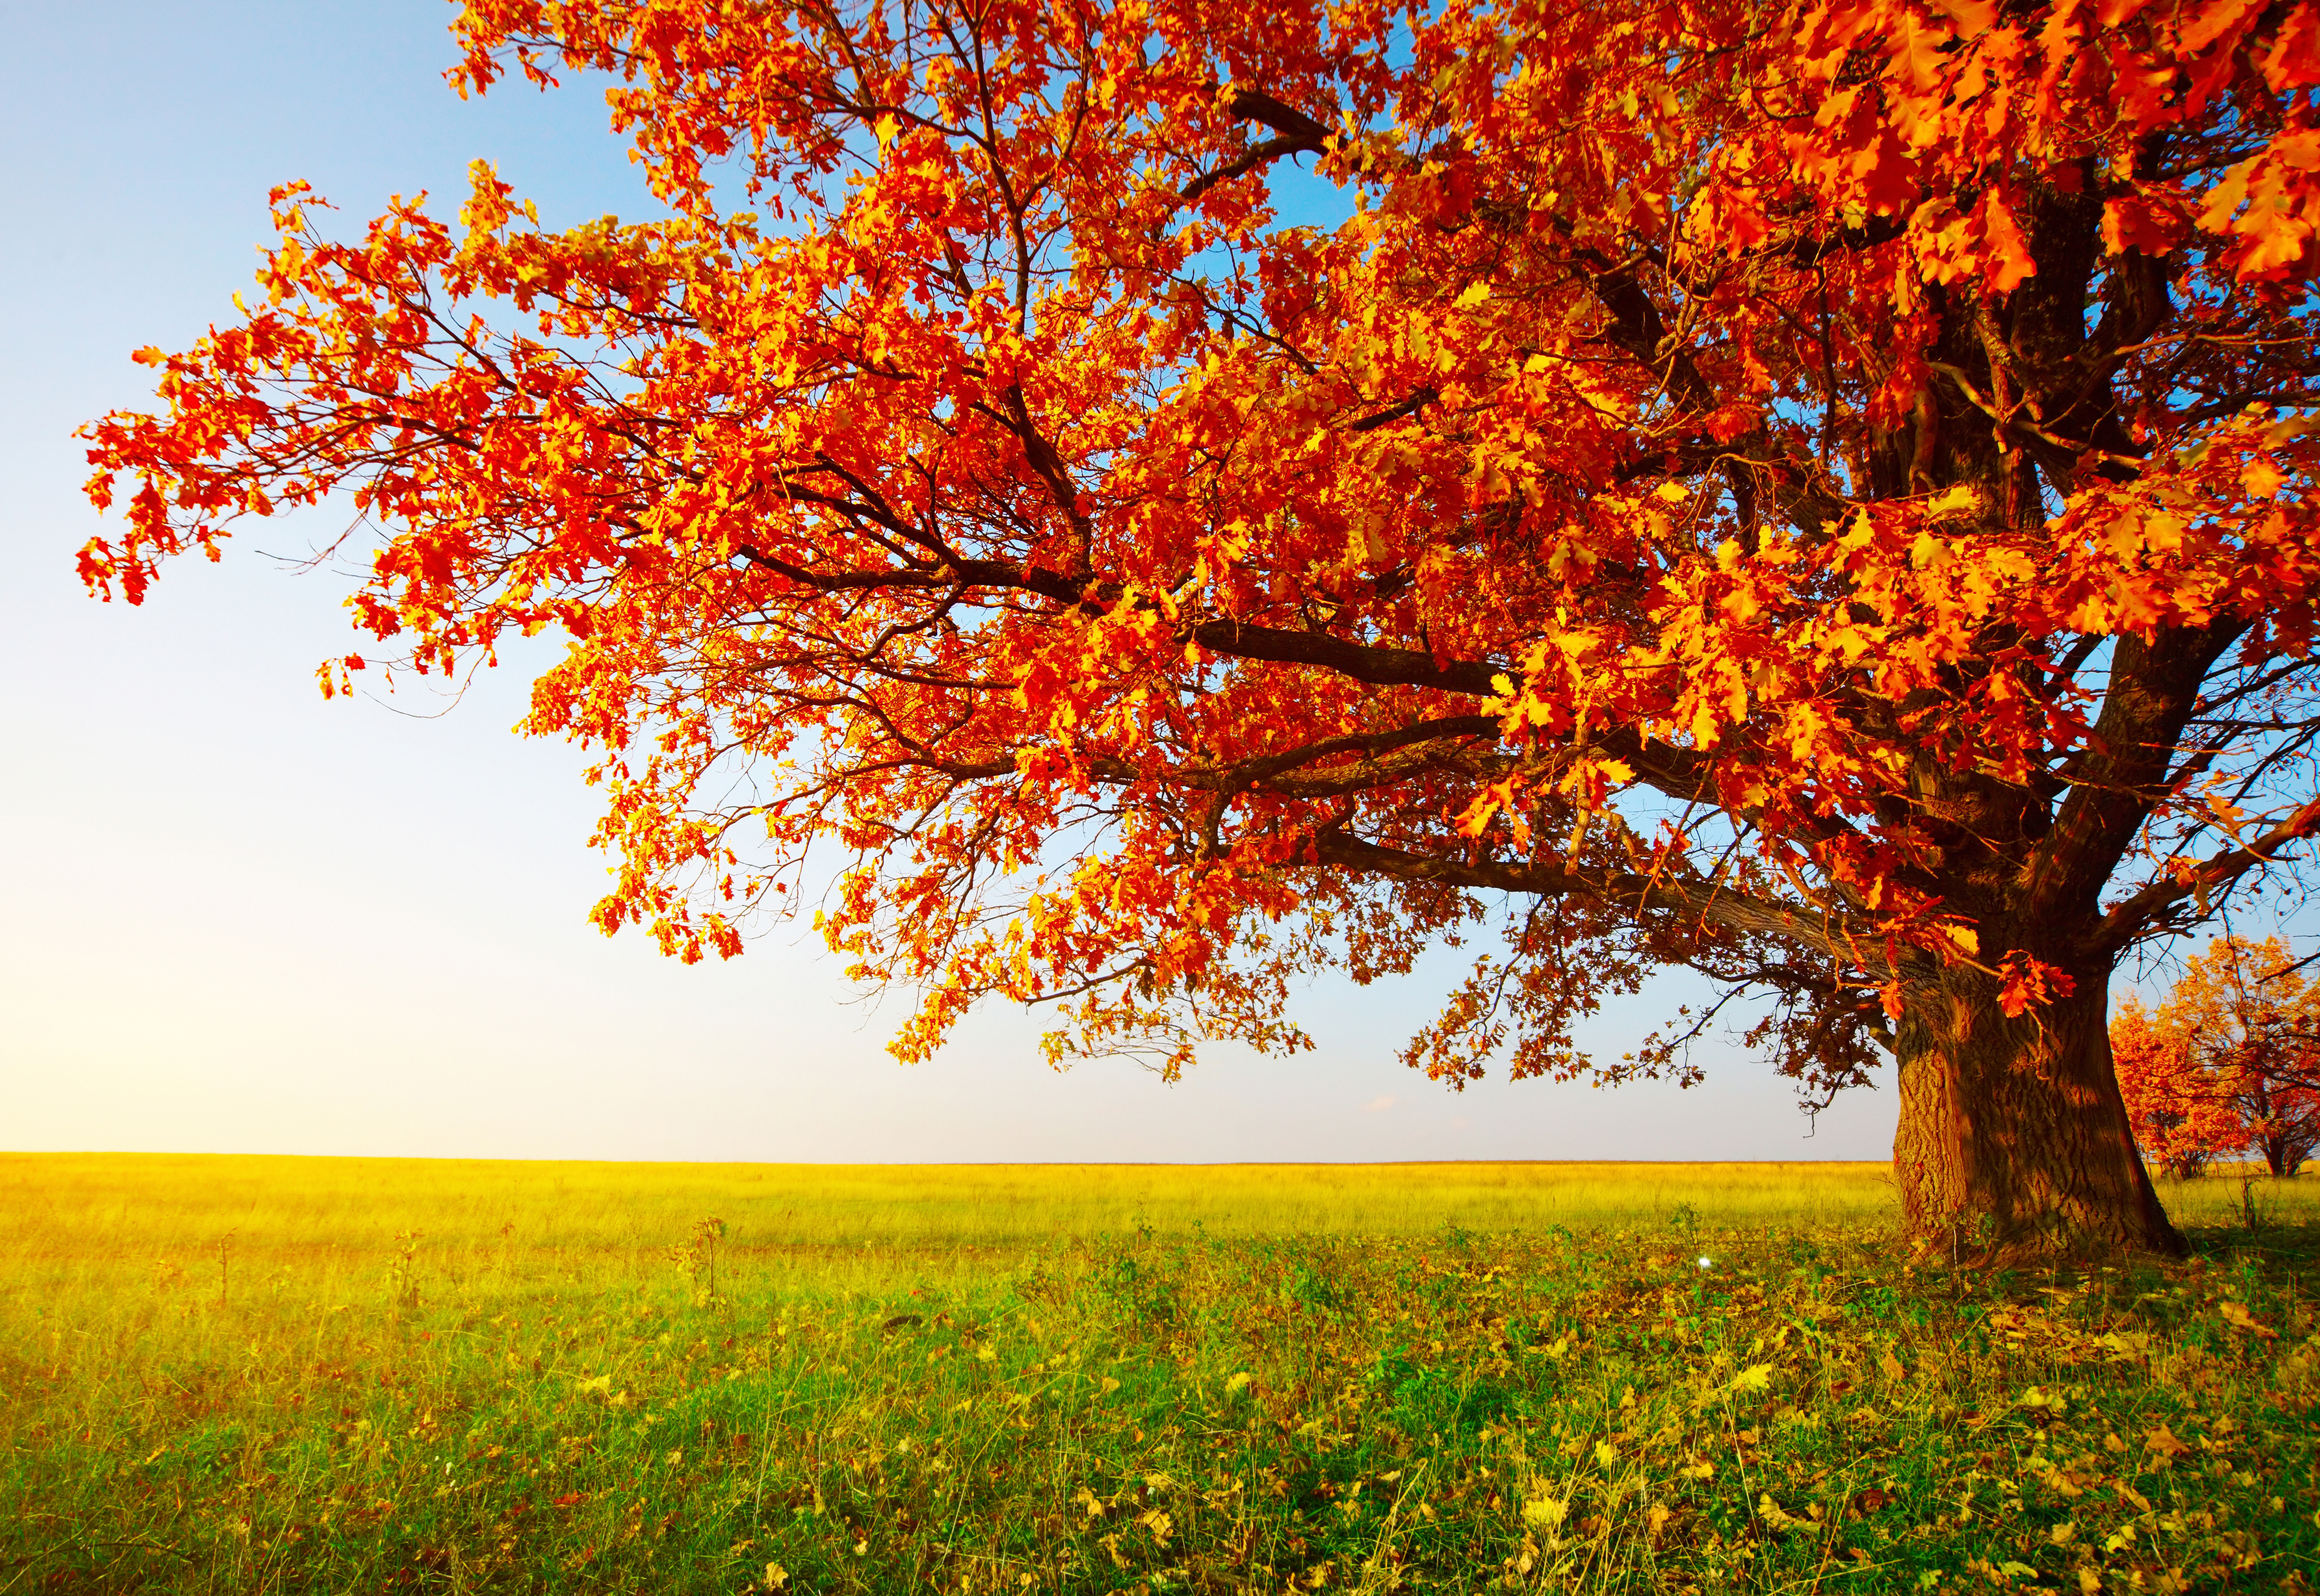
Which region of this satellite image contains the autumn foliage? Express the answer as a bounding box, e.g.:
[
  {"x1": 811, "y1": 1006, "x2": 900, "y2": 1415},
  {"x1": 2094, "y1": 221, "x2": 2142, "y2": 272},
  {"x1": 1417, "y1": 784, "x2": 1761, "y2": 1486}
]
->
[
  {"x1": 80, "y1": 0, "x2": 2320, "y2": 1256},
  {"x1": 2109, "y1": 993, "x2": 2246, "y2": 1180},
  {"x1": 2114, "y1": 936, "x2": 2320, "y2": 1180}
]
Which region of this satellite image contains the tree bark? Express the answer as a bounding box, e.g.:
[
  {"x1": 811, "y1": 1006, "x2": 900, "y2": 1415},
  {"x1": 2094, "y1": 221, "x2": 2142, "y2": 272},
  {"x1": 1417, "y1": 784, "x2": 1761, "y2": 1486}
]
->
[{"x1": 1893, "y1": 963, "x2": 2185, "y2": 1263}]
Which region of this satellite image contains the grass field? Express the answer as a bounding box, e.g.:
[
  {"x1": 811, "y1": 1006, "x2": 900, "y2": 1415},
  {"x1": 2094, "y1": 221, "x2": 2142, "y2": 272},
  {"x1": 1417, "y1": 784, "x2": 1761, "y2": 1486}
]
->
[{"x1": 3, "y1": 1154, "x2": 2315, "y2": 1594}]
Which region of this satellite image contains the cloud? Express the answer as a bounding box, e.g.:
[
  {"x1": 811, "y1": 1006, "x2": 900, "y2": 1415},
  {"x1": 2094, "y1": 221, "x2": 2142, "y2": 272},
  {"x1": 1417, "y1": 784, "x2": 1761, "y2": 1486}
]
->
[{"x1": 1362, "y1": 1094, "x2": 1397, "y2": 1114}]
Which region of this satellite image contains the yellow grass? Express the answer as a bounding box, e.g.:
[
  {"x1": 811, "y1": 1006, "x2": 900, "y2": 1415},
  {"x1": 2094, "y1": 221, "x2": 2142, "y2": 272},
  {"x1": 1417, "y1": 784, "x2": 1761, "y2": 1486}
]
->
[
  {"x1": 5, "y1": 1150, "x2": 2307, "y2": 1322},
  {"x1": 2, "y1": 1152, "x2": 1907, "y2": 1248}
]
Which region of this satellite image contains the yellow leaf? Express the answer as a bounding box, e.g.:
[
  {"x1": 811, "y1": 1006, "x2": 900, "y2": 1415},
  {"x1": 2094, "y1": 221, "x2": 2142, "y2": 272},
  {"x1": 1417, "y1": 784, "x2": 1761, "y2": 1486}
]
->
[
  {"x1": 1522, "y1": 1496, "x2": 1569, "y2": 1527},
  {"x1": 2218, "y1": 1300, "x2": 2278, "y2": 1339},
  {"x1": 1757, "y1": 1494, "x2": 1805, "y2": 1530},
  {"x1": 1938, "y1": 923, "x2": 1980, "y2": 957},
  {"x1": 1454, "y1": 282, "x2": 1490, "y2": 310},
  {"x1": 1729, "y1": 1362, "x2": 1775, "y2": 1395}
]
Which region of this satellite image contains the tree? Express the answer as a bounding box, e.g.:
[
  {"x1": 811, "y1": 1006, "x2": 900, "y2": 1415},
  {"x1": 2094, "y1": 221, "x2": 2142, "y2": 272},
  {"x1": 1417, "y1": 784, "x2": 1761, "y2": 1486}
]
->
[
  {"x1": 2116, "y1": 936, "x2": 2320, "y2": 1179},
  {"x1": 2111, "y1": 991, "x2": 2243, "y2": 1180},
  {"x1": 79, "y1": 0, "x2": 2320, "y2": 1260}
]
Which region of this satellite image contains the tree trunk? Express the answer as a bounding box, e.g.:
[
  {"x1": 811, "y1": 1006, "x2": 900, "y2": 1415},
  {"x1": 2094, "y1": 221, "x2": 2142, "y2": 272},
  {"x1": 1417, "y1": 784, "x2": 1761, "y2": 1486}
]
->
[
  {"x1": 2259, "y1": 1128, "x2": 2306, "y2": 1181},
  {"x1": 1893, "y1": 963, "x2": 2185, "y2": 1262}
]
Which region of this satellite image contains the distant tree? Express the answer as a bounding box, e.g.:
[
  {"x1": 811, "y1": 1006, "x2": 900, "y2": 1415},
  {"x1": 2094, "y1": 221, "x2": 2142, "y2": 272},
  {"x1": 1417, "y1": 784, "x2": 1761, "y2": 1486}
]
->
[
  {"x1": 79, "y1": 0, "x2": 2320, "y2": 1259},
  {"x1": 2111, "y1": 992, "x2": 2242, "y2": 1180},
  {"x1": 2115, "y1": 936, "x2": 2320, "y2": 1180}
]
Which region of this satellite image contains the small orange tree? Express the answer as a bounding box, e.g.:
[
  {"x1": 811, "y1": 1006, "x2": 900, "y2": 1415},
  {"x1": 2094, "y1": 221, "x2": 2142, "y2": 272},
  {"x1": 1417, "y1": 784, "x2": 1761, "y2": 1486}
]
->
[
  {"x1": 79, "y1": 0, "x2": 2320, "y2": 1258},
  {"x1": 2117, "y1": 936, "x2": 2320, "y2": 1180},
  {"x1": 2111, "y1": 993, "x2": 2244, "y2": 1180}
]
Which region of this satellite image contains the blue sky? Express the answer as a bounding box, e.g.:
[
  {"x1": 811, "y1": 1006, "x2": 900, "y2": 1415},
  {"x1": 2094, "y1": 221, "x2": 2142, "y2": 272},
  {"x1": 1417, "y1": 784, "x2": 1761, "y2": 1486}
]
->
[{"x1": 0, "y1": 0, "x2": 1904, "y2": 1163}]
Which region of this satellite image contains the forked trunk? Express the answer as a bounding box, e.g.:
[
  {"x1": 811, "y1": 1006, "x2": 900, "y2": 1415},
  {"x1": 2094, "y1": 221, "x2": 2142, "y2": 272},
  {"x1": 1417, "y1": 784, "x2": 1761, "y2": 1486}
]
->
[
  {"x1": 2258, "y1": 1129, "x2": 2309, "y2": 1181},
  {"x1": 1893, "y1": 962, "x2": 2184, "y2": 1263}
]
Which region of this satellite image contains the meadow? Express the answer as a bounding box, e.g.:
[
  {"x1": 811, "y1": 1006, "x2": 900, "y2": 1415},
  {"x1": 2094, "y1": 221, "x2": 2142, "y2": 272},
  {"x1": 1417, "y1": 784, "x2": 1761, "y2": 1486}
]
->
[{"x1": 2, "y1": 1153, "x2": 2314, "y2": 1595}]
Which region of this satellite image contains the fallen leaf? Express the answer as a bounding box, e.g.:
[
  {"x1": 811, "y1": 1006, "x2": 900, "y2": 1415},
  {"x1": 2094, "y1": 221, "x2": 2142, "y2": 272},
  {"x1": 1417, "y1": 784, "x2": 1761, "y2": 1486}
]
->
[{"x1": 2218, "y1": 1300, "x2": 2278, "y2": 1340}]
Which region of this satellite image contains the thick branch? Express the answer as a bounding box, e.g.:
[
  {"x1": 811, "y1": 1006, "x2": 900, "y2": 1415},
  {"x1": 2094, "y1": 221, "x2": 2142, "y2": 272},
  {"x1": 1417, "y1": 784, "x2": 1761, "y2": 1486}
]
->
[
  {"x1": 1176, "y1": 89, "x2": 1333, "y2": 204},
  {"x1": 1311, "y1": 831, "x2": 1871, "y2": 959},
  {"x1": 2084, "y1": 797, "x2": 2320, "y2": 958},
  {"x1": 2026, "y1": 620, "x2": 2253, "y2": 924},
  {"x1": 1185, "y1": 617, "x2": 1499, "y2": 695}
]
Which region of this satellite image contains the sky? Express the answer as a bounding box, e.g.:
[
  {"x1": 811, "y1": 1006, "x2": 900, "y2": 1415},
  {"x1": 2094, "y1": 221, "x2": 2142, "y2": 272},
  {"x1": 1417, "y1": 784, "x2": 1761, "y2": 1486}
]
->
[{"x1": 0, "y1": 0, "x2": 1905, "y2": 1165}]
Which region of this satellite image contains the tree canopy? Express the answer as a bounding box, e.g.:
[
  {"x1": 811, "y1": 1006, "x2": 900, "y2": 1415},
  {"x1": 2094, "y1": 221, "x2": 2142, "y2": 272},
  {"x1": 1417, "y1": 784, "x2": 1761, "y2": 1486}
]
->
[
  {"x1": 2115, "y1": 935, "x2": 2320, "y2": 1180},
  {"x1": 82, "y1": 0, "x2": 2320, "y2": 1257}
]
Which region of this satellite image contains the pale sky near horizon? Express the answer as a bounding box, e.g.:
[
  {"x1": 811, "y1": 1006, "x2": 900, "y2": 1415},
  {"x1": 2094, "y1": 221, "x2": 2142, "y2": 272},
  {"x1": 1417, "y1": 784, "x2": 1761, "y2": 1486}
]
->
[{"x1": 0, "y1": 1, "x2": 2040, "y2": 1167}]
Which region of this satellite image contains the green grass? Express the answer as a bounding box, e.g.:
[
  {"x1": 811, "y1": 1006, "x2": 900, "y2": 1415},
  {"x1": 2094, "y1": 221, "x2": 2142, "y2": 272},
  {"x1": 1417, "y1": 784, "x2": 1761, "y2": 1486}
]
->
[{"x1": 2, "y1": 1154, "x2": 2316, "y2": 1594}]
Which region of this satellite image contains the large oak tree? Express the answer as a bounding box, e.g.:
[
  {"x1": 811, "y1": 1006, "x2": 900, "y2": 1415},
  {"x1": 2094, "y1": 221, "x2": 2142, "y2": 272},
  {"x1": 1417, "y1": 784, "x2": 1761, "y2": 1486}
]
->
[{"x1": 83, "y1": 0, "x2": 2320, "y2": 1258}]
